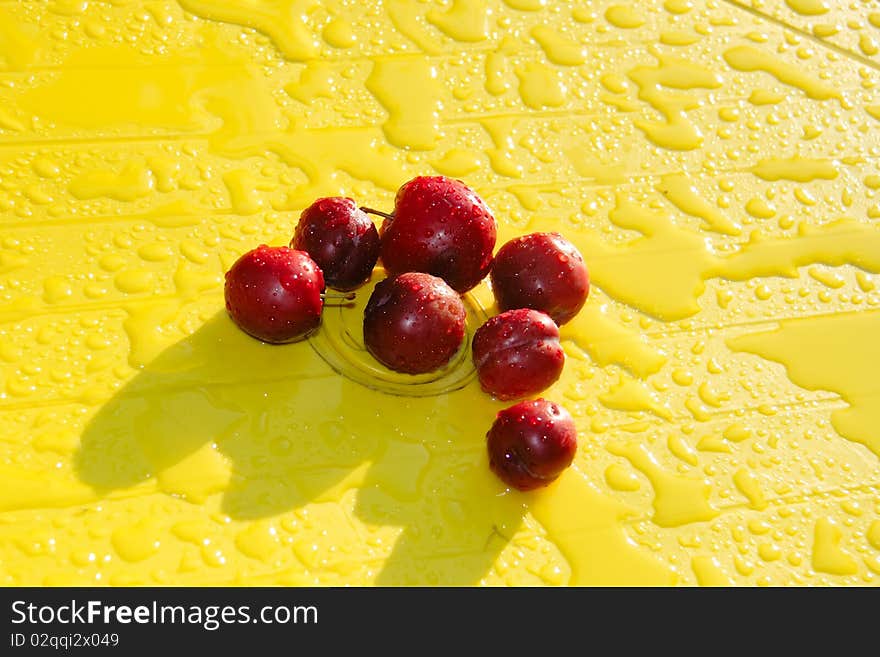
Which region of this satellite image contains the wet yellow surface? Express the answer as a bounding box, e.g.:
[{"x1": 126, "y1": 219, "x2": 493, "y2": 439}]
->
[{"x1": 1, "y1": 0, "x2": 879, "y2": 586}]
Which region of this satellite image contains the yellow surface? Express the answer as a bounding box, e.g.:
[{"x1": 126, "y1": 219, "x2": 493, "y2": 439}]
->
[{"x1": 1, "y1": 0, "x2": 879, "y2": 586}]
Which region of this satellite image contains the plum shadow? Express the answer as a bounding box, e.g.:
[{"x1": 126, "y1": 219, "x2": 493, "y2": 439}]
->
[{"x1": 74, "y1": 310, "x2": 524, "y2": 584}]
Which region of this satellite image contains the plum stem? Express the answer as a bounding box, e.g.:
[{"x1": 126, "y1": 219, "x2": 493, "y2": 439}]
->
[
  {"x1": 321, "y1": 291, "x2": 357, "y2": 303},
  {"x1": 360, "y1": 206, "x2": 393, "y2": 220}
]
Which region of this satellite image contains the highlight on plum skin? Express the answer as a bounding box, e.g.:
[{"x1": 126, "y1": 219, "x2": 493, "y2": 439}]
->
[
  {"x1": 472, "y1": 308, "x2": 565, "y2": 401},
  {"x1": 224, "y1": 244, "x2": 325, "y2": 344},
  {"x1": 486, "y1": 398, "x2": 578, "y2": 491}
]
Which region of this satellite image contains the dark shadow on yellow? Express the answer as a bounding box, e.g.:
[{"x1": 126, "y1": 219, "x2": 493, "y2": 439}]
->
[{"x1": 74, "y1": 310, "x2": 525, "y2": 584}]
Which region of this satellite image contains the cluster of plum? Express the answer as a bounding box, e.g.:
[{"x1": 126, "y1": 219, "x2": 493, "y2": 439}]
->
[{"x1": 224, "y1": 176, "x2": 589, "y2": 491}]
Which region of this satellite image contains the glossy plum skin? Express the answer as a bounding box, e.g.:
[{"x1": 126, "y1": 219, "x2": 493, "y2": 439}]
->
[
  {"x1": 487, "y1": 399, "x2": 578, "y2": 491},
  {"x1": 378, "y1": 176, "x2": 497, "y2": 293},
  {"x1": 490, "y1": 232, "x2": 589, "y2": 326},
  {"x1": 363, "y1": 272, "x2": 467, "y2": 374},
  {"x1": 224, "y1": 245, "x2": 324, "y2": 344},
  {"x1": 291, "y1": 197, "x2": 380, "y2": 291},
  {"x1": 472, "y1": 309, "x2": 564, "y2": 401}
]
